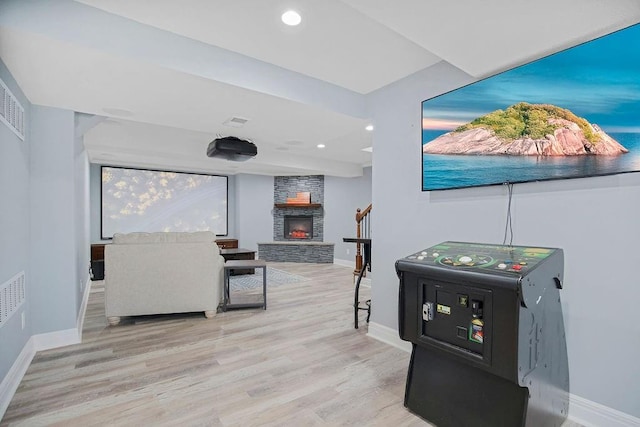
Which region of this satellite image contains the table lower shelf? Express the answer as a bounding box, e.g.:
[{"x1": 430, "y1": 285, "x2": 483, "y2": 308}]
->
[
  {"x1": 223, "y1": 302, "x2": 266, "y2": 310},
  {"x1": 223, "y1": 259, "x2": 267, "y2": 311}
]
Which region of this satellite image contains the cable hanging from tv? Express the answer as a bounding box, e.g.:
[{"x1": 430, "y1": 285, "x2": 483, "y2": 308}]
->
[{"x1": 502, "y1": 182, "x2": 514, "y2": 246}]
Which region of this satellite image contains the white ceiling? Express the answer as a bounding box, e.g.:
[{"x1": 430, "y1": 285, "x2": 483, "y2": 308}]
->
[{"x1": 1, "y1": 0, "x2": 639, "y2": 177}]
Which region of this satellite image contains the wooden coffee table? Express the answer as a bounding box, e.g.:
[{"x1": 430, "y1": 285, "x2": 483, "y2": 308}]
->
[{"x1": 220, "y1": 248, "x2": 256, "y2": 275}]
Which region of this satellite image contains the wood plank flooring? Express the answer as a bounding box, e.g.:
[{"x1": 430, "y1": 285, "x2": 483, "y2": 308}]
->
[
  {"x1": 2, "y1": 263, "x2": 427, "y2": 426},
  {"x1": 2, "y1": 263, "x2": 583, "y2": 426}
]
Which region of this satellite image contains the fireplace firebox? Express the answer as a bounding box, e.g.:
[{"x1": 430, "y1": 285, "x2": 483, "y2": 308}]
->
[{"x1": 284, "y1": 216, "x2": 313, "y2": 240}]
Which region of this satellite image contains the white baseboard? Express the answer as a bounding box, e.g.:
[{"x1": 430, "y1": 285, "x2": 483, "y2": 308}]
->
[
  {"x1": 333, "y1": 259, "x2": 371, "y2": 289},
  {"x1": 32, "y1": 328, "x2": 80, "y2": 352},
  {"x1": 367, "y1": 321, "x2": 412, "y2": 353},
  {"x1": 0, "y1": 281, "x2": 88, "y2": 419},
  {"x1": 333, "y1": 258, "x2": 355, "y2": 269},
  {"x1": 76, "y1": 278, "x2": 92, "y2": 341},
  {"x1": 0, "y1": 337, "x2": 36, "y2": 419},
  {"x1": 0, "y1": 325, "x2": 82, "y2": 419},
  {"x1": 569, "y1": 393, "x2": 640, "y2": 427},
  {"x1": 367, "y1": 321, "x2": 640, "y2": 427}
]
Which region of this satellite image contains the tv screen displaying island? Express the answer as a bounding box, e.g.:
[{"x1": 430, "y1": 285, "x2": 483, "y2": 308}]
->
[
  {"x1": 101, "y1": 166, "x2": 228, "y2": 239},
  {"x1": 422, "y1": 23, "x2": 640, "y2": 191}
]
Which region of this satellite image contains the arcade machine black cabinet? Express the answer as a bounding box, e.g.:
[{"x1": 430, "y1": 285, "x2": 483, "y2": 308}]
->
[{"x1": 396, "y1": 241, "x2": 569, "y2": 427}]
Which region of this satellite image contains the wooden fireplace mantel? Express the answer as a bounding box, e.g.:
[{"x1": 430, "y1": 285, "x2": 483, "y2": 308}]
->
[{"x1": 274, "y1": 203, "x2": 322, "y2": 208}]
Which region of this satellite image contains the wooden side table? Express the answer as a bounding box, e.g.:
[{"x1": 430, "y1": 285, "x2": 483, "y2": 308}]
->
[
  {"x1": 215, "y1": 238, "x2": 238, "y2": 249},
  {"x1": 223, "y1": 259, "x2": 267, "y2": 311},
  {"x1": 90, "y1": 243, "x2": 109, "y2": 280},
  {"x1": 220, "y1": 248, "x2": 256, "y2": 275}
]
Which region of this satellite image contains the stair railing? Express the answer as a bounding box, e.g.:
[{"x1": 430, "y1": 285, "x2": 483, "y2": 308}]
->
[{"x1": 354, "y1": 203, "x2": 372, "y2": 279}]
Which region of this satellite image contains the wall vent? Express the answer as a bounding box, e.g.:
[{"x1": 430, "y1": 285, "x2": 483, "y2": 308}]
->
[
  {"x1": 0, "y1": 77, "x2": 26, "y2": 141},
  {"x1": 0, "y1": 272, "x2": 26, "y2": 328}
]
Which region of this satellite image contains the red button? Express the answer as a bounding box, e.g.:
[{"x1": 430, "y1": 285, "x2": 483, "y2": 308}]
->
[{"x1": 512, "y1": 265, "x2": 522, "y2": 271}]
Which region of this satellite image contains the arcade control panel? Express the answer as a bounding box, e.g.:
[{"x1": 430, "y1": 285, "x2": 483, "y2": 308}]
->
[
  {"x1": 397, "y1": 241, "x2": 564, "y2": 373},
  {"x1": 402, "y1": 241, "x2": 557, "y2": 276}
]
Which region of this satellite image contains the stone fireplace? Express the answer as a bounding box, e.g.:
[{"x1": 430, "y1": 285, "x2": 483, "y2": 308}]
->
[
  {"x1": 283, "y1": 215, "x2": 313, "y2": 240},
  {"x1": 272, "y1": 176, "x2": 324, "y2": 242},
  {"x1": 258, "y1": 175, "x2": 334, "y2": 263}
]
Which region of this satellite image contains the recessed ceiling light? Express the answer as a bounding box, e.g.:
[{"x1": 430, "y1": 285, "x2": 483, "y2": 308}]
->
[
  {"x1": 365, "y1": 124, "x2": 374, "y2": 131},
  {"x1": 282, "y1": 10, "x2": 301, "y2": 26},
  {"x1": 361, "y1": 147, "x2": 373, "y2": 153},
  {"x1": 317, "y1": 144, "x2": 325, "y2": 149}
]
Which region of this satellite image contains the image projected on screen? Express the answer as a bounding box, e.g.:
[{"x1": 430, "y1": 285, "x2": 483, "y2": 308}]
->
[{"x1": 101, "y1": 166, "x2": 228, "y2": 239}]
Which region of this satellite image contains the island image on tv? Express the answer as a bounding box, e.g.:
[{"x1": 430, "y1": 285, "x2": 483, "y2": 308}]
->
[{"x1": 422, "y1": 23, "x2": 640, "y2": 191}]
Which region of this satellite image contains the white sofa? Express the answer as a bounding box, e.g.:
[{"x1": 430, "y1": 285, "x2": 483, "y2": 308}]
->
[{"x1": 104, "y1": 231, "x2": 224, "y2": 325}]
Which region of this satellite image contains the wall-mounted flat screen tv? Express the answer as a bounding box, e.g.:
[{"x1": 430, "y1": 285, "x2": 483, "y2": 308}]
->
[
  {"x1": 101, "y1": 166, "x2": 228, "y2": 239},
  {"x1": 422, "y1": 23, "x2": 640, "y2": 191}
]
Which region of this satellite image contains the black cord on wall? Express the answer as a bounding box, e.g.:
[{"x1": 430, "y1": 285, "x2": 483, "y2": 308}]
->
[{"x1": 502, "y1": 183, "x2": 514, "y2": 246}]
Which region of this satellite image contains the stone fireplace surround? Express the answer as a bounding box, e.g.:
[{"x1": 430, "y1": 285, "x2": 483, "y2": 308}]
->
[
  {"x1": 258, "y1": 175, "x2": 334, "y2": 263},
  {"x1": 272, "y1": 176, "x2": 324, "y2": 242}
]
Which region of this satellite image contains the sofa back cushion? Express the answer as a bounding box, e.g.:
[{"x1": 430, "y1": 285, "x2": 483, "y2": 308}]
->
[{"x1": 112, "y1": 232, "x2": 219, "y2": 253}]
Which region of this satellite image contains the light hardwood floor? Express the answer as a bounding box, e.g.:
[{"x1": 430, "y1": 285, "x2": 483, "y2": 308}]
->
[
  {"x1": 2, "y1": 263, "x2": 428, "y2": 426},
  {"x1": 2, "y1": 263, "x2": 583, "y2": 427}
]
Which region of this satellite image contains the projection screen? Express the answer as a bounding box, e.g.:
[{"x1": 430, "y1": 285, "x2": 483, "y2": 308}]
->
[{"x1": 101, "y1": 166, "x2": 228, "y2": 239}]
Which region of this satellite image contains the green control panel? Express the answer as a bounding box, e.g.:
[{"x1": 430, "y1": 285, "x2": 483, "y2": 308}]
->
[{"x1": 403, "y1": 241, "x2": 556, "y2": 275}]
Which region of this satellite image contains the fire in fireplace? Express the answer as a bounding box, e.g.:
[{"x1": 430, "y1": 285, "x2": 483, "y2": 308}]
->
[{"x1": 284, "y1": 215, "x2": 313, "y2": 240}]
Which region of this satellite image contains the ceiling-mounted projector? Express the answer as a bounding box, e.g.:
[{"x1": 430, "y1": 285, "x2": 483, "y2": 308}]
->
[{"x1": 206, "y1": 136, "x2": 257, "y2": 161}]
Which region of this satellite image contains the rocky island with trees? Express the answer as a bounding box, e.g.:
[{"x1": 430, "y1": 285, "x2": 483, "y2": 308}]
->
[{"x1": 423, "y1": 102, "x2": 628, "y2": 156}]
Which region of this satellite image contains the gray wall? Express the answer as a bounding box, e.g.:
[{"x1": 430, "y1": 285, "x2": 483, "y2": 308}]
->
[
  {"x1": 324, "y1": 167, "x2": 372, "y2": 263},
  {"x1": 226, "y1": 175, "x2": 236, "y2": 239},
  {"x1": 29, "y1": 106, "x2": 81, "y2": 333},
  {"x1": 0, "y1": 59, "x2": 32, "y2": 381},
  {"x1": 74, "y1": 124, "x2": 90, "y2": 315},
  {"x1": 0, "y1": 60, "x2": 90, "y2": 385},
  {"x1": 89, "y1": 164, "x2": 103, "y2": 242},
  {"x1": 368, "y1": 61, "x2": 640, "y2": 417},
  {"x1": 235, "y1": 173, "x2": 274, "y2": 251}
]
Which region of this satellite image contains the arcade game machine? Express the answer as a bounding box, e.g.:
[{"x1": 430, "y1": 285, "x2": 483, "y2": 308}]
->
[{"x1": 396, "y1": 241, "x2": 569, "y2": 427}]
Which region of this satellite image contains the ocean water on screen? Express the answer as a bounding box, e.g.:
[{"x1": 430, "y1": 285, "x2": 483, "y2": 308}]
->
[{"x1": 422, "y1": 132, "x2": 640, "y2": 191}]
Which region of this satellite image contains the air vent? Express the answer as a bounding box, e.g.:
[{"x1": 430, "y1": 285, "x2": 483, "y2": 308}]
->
[
  {"x1": 223, "y1": 116, "x2": 249, "y2": 128},
  {"x1": 0, "y1": 78, "x2": 25, "y2": 141},
  {"x1": 0, "y1": 271, "x2": 26, "y2": 328}
]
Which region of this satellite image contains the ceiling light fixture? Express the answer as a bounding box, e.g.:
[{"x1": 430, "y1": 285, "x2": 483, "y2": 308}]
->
[
  {"x1": 281, "y1": 10, "x2": 301, "y2": 26},
  {"x1": 223, "y1": 116, "x2": 249, "y2": 128},
  {"x1": 317, "y1": 144, "x2": 325, "y2": 149},
  {"x1": 365, "y1": 124, "x2": 374, "y2": 131}
]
